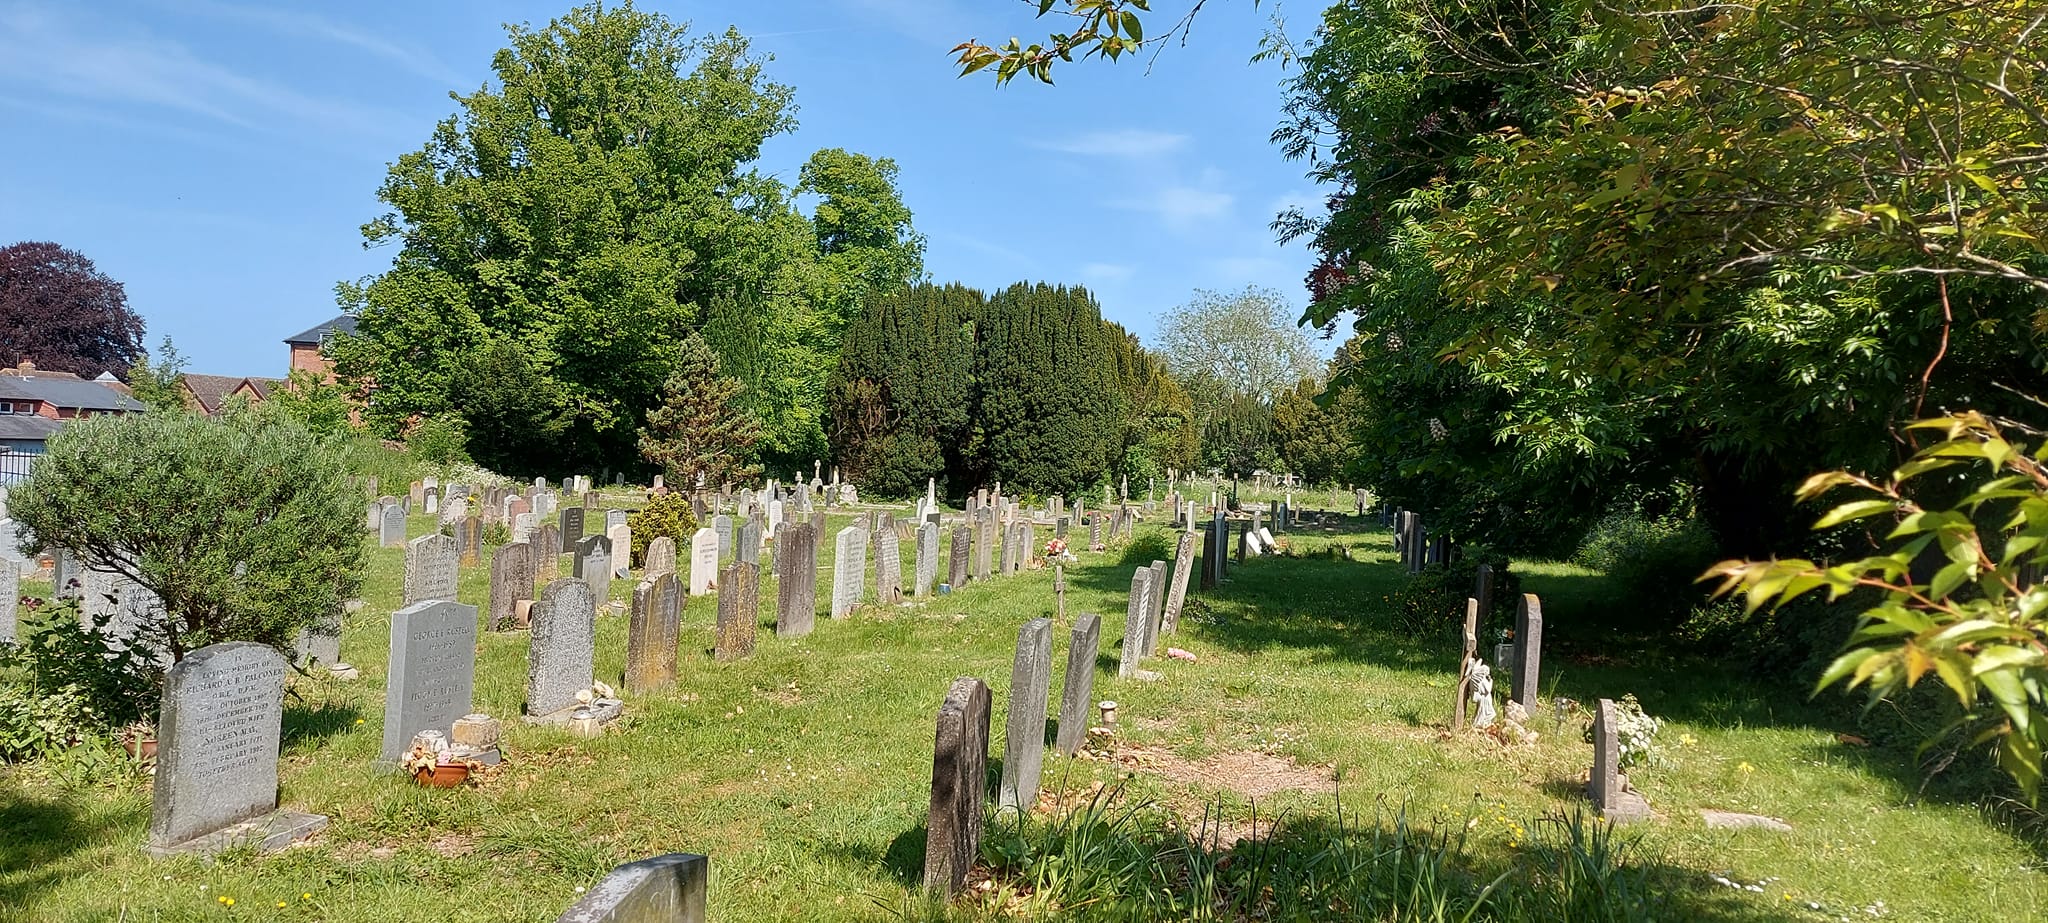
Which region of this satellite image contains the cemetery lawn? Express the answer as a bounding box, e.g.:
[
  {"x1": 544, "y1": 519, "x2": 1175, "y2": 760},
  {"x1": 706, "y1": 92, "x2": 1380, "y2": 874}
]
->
[{"x1": 4, "y1": 505, "x2": 2045, "y2": 922}]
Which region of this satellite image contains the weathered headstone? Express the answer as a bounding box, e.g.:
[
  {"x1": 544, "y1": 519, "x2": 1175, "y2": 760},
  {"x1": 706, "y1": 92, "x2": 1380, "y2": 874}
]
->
[
  {"x1": 555, "y1": 853, "x2": 709, "y2": 923},
  {"x1": 914, "y1": 522, "x2": 939, "y2": 597},
  {"x1": 711, "y1": 514, "x2": 734, "y2": 561},
  {"x1": 535, "y1": 523, "x2": 561, "y2": 580},
  {"x1": 148, "y1": 642, "x2": 325, "y2": 856},
  {"x1": 579, "y1": 537, "x2": 612, "y2": 602},
  {"x1": 975, "y1": 514, "x2": 995, "y2": 579},
  {"x1": 0, "y1": 565, "x2": 15, "y2": 644},
  {"x1": 488, "y1": 541, "x2": 536, "y2": 631},
  {"x1": 606, "y1": 524, "x2": 631, "y2": 578},
  {"x1": 605, "y1": 509, "x2": 629, "y2": 532},
  {"x1": 1119, "y1": 568, "x2": 1154, "y2": 678},
  {"x1": 1054, "y1": 614, "x2": 1101, "y2": 756},
  {"x1": 380, "y1": 504, "x2": 407, "y2": 548},
  {"x1": 625, "y1": 574, "x2": 682, "y2": 694},
  {"x1": 1513, "y1": 594, "x2": 1543, "y2": 710},
  {"x1": 999, "y1": 618, "x2": 1054, "y2": 813},
  {"x1": 527, "y1": 579, "x2": 596, "y2": 719},
  {"x1": 560, "y1": 507, "x2": 585, "y2": 553},
  {"x1": 688, "y1": 528, "x2": 718, "y2": 596},
  {"x1": 831, "y1": 526, "x2": 867, "y2": 618},
  {"x1": 457, "y1": 514, "x2": 482, "y2": 567},
  {"x1": 381, "y1": 600, "x2": 479, "y2": 761},
  {"x1": 402, "y1": 534, "x2": 459, "y2": 606},
  {"x1": 1144, "y1": 560, "x2": 1167, "y2": 655},
  {"x1": 1590, "y1": 698, "x2": 1652, "y2": 823},
  {"x1": 874, "y1": 528, "x2": 902, "y2": 604},
  {"x1": 738, "y1": 517, "x2": 763, "y2": 566},
  {"x1": 775, "y1": 522, "x2": 817, "y2": 638},
  {"x1": 715, "y1": 562, "x2": 759, "y2": 661},
  {"x1": 1161, "y1": 531, "x2": 1196, "y2": 635},
  {"x1": 644, "y1": 536, "x2": 677, "y2": 578},
  {"x1": 924, "y1": 677, "x2": 991, "y2": 896},
  {"x1": 948, "y1": 525, "x2": 971, "y2": 588}
]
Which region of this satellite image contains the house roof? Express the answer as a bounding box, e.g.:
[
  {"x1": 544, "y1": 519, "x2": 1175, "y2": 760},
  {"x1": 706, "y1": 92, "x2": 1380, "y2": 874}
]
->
[
  {"x1": 180, "y1": 373, "x2": 246, "y2": 414},
  {"x1": 245, "y1": 377, "x2": 284, "y2": 399},
  {"x1": 283, "y1": 314, "x2": 358, "y2": 346},
  {"x1": 0, "y1": 374, "x2": 148, "y2": 412},
  {"x1": 0, "y1": 378, "x2": 37, "y2": 402},
  {"x1": 0, "y1": 414, "x2": 64, "y2": 441}
]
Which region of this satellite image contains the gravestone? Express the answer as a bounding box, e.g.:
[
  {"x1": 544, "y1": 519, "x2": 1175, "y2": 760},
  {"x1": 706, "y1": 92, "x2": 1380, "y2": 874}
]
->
[
  {"x1": 424, "y1": 487, "x2": 439, "y2": 516},
  {"x1": 914, "y1": 522, "x2": 939, "y2": 597},
  {"x1": 1118, "y1": 568, "x2": 1154, "y2": 678},
  {"x1": 527, "y1": 579, "x2": 596, "y2": 719},
  {"x1": 1590, "y1": 698, "x2": 1653, "y2": 823},
  {"x1": 775, "y1": 522, "x2": 817, "y2": 638},
  {"x1": 924, "y1": 677, "x2": 991, "y2": 897},
  {"x1": 875, "y1": 528, "x2": 902, "y2": 604},
  {"x1": 831, "y1": 526, "x2": 866, "y2": 618},
  {"x1": 607, "y1": 524, "x2": 631, "y2": 578},
  {"x1": 1088, "y1": 516, "x2": 1103, "y2": 550},
  {"x1": 810, "y1": 510, "x2": 828, "y2": 559},
  {"x1": 606, "y1": 509, "x2": 629, "y2": 532},
  {"x1": 512, "y1": 511, "x2": 539, "y2": 544},
  {"x1": 536, "y1": 523, "x2": 561, "y2": 580},
  {"x1": 997, "y1": 520, "x2": 1014, "y2": 575},
  {"x1": 1513, "y1": 594, "x2": 1543, "y2": 711},
  {"x1": 1054, "y1": 614, "x2": 1101, "y2": 756},
  {"x1": 1161, "y1": 531, "x2": 1196, "y2": 635},
  {"x1": 148, "y1": 642, "x2": 325, "y2": 856},
  {"x1": 625, "y1": 574, "x2": 682, "y2": 694},
  {"x1": 381, "y1": 600, "x2": 479, "y2": 761},
  {"x1": 403, "y1": 534, "x2": 459, "y2": 606},
  {"x1": 380, "y1": 504, "x2": 406, "y2": 548},
  {"x1": 714, "y1": 561, "x2": 760, "y2": 661},
  {"x1": 0, "y1": 565, "x2": 15, "y2": 644},
  {"x1": 948, "y1": 525, "x2": 971, "y2": 588},
  {"x1": 488, "y1": 541, "x2": 536, "y2": 631},
  {"x1": 560, "y1": 507, "x2": 591, "y2": 554},
  {"x1": 1474, "y1": 564, "x2": 1496, "y2": 623},
  {"x1": 975, "y1": 514, "x2": 995, "y2": 579},
  {"x1": 738, "y1": 517, "x2": 763, "y2": 566},
  {"x1": 579, "y1": 537, "x2": 612, "y2": 602},
  {"x1": 1145, "y1": 560, "x2": 1168, "y2": 654},
  {"x1": 555, "y1": 853, "x2": 709, "y2": 923},
  {"x1": 999, "y1": 618, "x2": 1054, "y2": 813},
  {"x1": 712, "y1": 514, "x2": 734, "y2": 561},
  {"x1": 458, "y1": 515, "x2": 483, "y2": 567},
  {"x1": 688, "y1": 528, "x2": 719, "y2": 595},
  {"x1": 644, "y1": 536, "x2": 678, "y2": 578}
]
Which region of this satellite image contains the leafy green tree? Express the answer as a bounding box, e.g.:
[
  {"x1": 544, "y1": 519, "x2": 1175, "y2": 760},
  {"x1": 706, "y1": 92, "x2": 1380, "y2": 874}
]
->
[
  {"x1": 825, "y1": 283, "x2": 977, "y2": 498},
  {"x1": 7, "y1": 410, "x2": 366, "y2": 661},
  {"x1": 1155, "y1": 286, "x2": 1321, "y2": 406},
  {"x1": 1106, "y1": 322, "x2": 1197, "y2": 482},
  {"x1": 639, "y1": 333, "x2": 763, "y2": 489},
  {"x1": 1271, "y1": 369, "x2": 1357, "y2": 486},
  {"x1": 971, "y1": 283, "x2": 1123, "y2": 495},
  {"x1": 262, "y1": 369, "x2": 357, "y2": 436},
  {"x1": 124, "y1": 336, "x2": 188, "y2": 412}
]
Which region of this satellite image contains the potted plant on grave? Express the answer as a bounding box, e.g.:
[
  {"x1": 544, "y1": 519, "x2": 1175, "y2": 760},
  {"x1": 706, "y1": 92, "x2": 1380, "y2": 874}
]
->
[
  {"x1": 118, "y1": 720, "x2": 157, "y2": 761},
  {"x1": 403, "y1": 742, "x2": 482, "y2": 788}
]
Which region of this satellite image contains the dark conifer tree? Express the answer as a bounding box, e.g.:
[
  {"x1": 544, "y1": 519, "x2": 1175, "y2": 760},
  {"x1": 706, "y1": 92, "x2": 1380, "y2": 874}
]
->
[
  {"x1": 970, "y1": 283, "x2": 1122, "y2": 496},
  {"x1": 825, "y1": 283, "x2": 978, "y2": 497}
]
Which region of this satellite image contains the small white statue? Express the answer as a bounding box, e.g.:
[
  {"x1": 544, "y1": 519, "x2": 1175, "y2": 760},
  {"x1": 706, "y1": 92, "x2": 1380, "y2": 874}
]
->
[{"x1": 1468, "y1": 659, "x2": 1498, "y2": 729}]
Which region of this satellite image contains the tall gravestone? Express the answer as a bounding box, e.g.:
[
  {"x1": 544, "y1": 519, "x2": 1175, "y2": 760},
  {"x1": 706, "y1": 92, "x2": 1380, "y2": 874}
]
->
[
  {"x1": 1589, "y1": 698, "x2": 1651, "y2": 823},
  {"x1": 688, "y1": 528, "x2": 719, "y2": 596},
  {"x1": 382, "y1": 600, "x2": 479, "y2": 761},
  {"x1": 711, "y1": 514, "x2": 734, "y2": 562},
  {"x1": 1161, "y1": 531, "x2": 1196, "y2": 635},
  {"x1": 488, "y1": 541, "x2": 535, "y2": 631},
  {"x1": 874, "y1": 528, "x2": 903, "y2": 604},
  {"x1": 527, "y1": 579, "x2": 596, "y2": 719},
  {"x1": 0, "y1": 565, "x2": 16, "y2": 644},
  {"x1": 1474, "y1": 564, "x2": 1496, "y2": 625},
  {"x1": 148, "y1": 642, "x2": 326, "y2": 856},
  {"x1": 1144, "y1": 560, "x2": 1168, "y2": 655},
  {"x1": 948, "y1": 525, "x2": 971, "y2": 588},
  {"x1": 560, "y1": 507, "x2": 585, "y2": 553},
  {"x1": 738, "y1": 517, "x2": 763, "y2": 567},
  {"x1": 975, "y1": 514, "x2": 995, "y2": 579},
  {"x1": 774, "y1": 523, "x2": 817, "y2": 638},
  {"x1": 831, "y1": 526, "x2": 866, "y2": 618},
  {"x1": 555, "y1": 853, "x2": 709, "y2": 923},
  {"x1": 380, "y1": 504, "x2": 407, "y2": 548},
  {"x1": 999, "y1": 618, "x2": 1054, "y2": 813},
  {"x1": 1513, "y1": 594, "x2": 1543, "y2": 711},
  {"x1": 625, "y1": 574, "x2": 682, "y2": 694},
  {"x1": 924, "y1": 677, "x2": 991, "y2": 897},
  {"x1": 644, "y1": 536, "x2": 678, "y2": 579},
  {"x1": 1055, "y1": 614, "x2": 1101, "y2": 756},
  {"x1": 458, "y1": 514, "x2": 482, "y2": 567},
  {"x1": 402, "y1": 534, "x2": 459, "y2": 606},
  {"x1": 1118, "y1": 568, "x2": 1154, "y2": 678},
  {"x1": 913, "y1": 522, "x2": 939, "y2": 597},
  {"x1": 606, "y1": 524, "x2": 631, "y2": 578},
  {"x1": 714, "y1": 562, "x2": 760, "y2": 662},
  {"x1": 579, "y1": 536, "x2": 613, "y2": 602},
  {"x1": 536, "y1": 524, "x2": 561, "y2": 581}
]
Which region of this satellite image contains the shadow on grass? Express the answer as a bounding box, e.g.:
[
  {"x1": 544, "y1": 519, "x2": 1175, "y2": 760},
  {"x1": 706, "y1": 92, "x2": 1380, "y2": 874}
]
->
[
  {"x1": 282, "y1": 695, "x2": 364, "y2": 749},
  {"x1": 0, "y1": 787, "x2": 147, "y2": 912}
]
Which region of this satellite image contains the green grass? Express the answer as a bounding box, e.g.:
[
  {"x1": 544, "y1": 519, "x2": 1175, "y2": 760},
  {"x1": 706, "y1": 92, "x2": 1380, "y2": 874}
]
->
[{"x1": 2, "y1": 503, "x2": 2043, "y2": 921}]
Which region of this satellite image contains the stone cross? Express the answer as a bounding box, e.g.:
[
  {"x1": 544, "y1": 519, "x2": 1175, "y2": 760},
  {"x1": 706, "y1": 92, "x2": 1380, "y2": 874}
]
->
[
  {"x1": 1513, "y1": 594, "x2": 1543, "y2": 711},
  {"x1": 831, "y1": 526, "x2": 866, "y2": 618},
  {"x1": 688, "y1": 528, "x2": 719, "y2": 595},
  {"x1": 625, "y1": 574, "x2": 682, "y2": 694},
  {"x1": 527, "y1": 579, "x2": 596, "y2": 719},
  {"x1": 381, "y1": 600, "x2": 478, "y2": 761},
  {"x1": 714, "y1": 561, "x2": 759, "y2": 661},
  {"x1": 644, "y1": 536, "x2": 677, "y2": 578},
  {"x1": 402, "y1": 534, "x2": 459, "y2": 606},
  {"x1": 999, "y1": 618, "x2": 1054, "y2": 814},
  {"x1": 1054, "y1": 614, "x2": 1101, "y2": 756},
  {"x1": 914, "y1": 522, "x2": 938, "y2": 597},
  {"x1": 924, "y1": 677, "x2": 991, "y2": 897},
  {"x1": 774, "y1": 522, "x2": 817, "y2": 638},
  {"x1": 148, "y1": 642, "x2": 325, "y2": 856},
  {"x1": 488, "y1": 541, "x2": 535, "y2": 631},
  {"x1": 1119, "y1": 568, "x2": 1154, "y2": 678}
]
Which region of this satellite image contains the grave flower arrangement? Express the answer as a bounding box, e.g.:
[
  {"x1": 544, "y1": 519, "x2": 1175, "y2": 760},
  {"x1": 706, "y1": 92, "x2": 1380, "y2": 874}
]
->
[
  {"x1": 403, "y1": 742, "x2": 483, "y2": 788},
  {"x1": 1042, "y1": 537, "x2": 1075, "y2": 564}
]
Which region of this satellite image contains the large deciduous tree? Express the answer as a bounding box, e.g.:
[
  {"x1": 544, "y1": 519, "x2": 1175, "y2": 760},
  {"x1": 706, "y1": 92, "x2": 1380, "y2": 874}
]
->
[
  {"x1": 1106, "y1": 322, "x2": 1198, "y2": 482},
  {"x1": 0, "y1": 241, "x2": 145, "y2": 379}
]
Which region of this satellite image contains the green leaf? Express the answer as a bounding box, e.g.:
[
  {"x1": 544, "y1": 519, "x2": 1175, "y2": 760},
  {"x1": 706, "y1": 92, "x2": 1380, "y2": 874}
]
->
[
  {"x1": 1817, "y1": 647, "x2": 1883, "y2": 692},
  {"x1": 1814, "y1": 499, "x2": 1896, "y2": 529}
]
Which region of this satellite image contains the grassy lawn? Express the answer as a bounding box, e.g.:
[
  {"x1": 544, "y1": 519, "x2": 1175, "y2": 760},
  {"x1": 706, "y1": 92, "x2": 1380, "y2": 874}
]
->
[{"x1": 2, "y1": 499, "x2": 2043, "y2": 921}]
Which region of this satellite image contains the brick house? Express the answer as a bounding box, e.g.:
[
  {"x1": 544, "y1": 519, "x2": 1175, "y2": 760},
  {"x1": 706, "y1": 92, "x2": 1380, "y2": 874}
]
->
[
  {"x1": 0, "y1": 361, "x2": 146, "y2": 482},
  {"x1": 283, "y1": 314, "x2": 357, "y2": 381},
  {"x1": 178, "y1": 373, "x2": 284, "y2": 417}
]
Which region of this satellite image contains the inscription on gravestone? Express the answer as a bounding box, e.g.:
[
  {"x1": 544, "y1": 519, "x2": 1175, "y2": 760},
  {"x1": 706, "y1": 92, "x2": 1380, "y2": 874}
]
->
[
  {"x1": 148, "y1": 642, "x2": 324, "y2": 856},
  {"x1": 381, "y1": 600, "x2": 478, "y2": 761},
  {"x1": 560, "y1": 508, "x2": 585, "y2": 553},
  {"x1": 714, "y1": 561, "x2": 759, "y2": 662},
  {"x1": 948, "y1": 525, "x2": 971, "y2": 588},
  {"x1": 625, "y1": 574, "x2": 681, "y2": 693},
  {"x1": 831, "y1": 526, "x2": 866, "y2": 618},
  {"x1": 488, "y1": 541, "x2": 534, "y2": 631},
  {"x1": 712, "y1": 514, "x2": 733, "y2": 561},
  {"x1": 875, "y1": 528, "x2": 902, "y2": 604},
  {"x1": 1119, "y1": 568, "x2": 1154, "y2": 678},
  {"x1": 999, "y1": 618, "x2": 1054, "y2": 812},
  {"x1": 688, "y1": 528, "x2": 718, "y2": 595},
  {"x1": 527, "y1": 579, "x2": 596, "y2": 718},
  {"x1": 644, "y1": 536, "x2": 678, "y2": 578},
  {"x1": 914, "y1": 522, "x2": 938, "y2": 597},
  {"x1": 403, "y1": 534, "x2": 459, "y2": 606}
]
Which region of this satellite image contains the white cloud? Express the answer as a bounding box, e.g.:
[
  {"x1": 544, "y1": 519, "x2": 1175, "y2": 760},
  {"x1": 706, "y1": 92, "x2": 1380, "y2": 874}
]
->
[
  {"x1": 1081, "y1": 262, "x2": 1135, "y2": 282},
  {"x1": 169, "y1": 0, "x2": 470, "y2": 88},
  {"x1": 1039, "y1": 129, "x2": 1190, "y2": 159}
]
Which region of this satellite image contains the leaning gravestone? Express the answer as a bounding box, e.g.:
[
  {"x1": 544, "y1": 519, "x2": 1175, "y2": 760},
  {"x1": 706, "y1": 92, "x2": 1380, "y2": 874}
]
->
[
  {"x1": 831, "y1": 526, "x2": 866, "y2": 618},
  {"x1": 688, "y1": 528, "x2": 718, "y2": 595},
  {"x1": 380, "y1": 504, "x2": 407, "y2": 548},
  {"x1": 914, "y1": 522, "x2": 939, "y2": 597},
  {"x1": 382, "y1": 599, "x2": 479, "y2": 761},
  {"x1": 625, "y1": 573, "x2": 682, "y2": 694},
  {"x1": 1161, "y1": 531, "x2": 1196, "y2": 635},
  {"x1": 874, "y1": 528, "x2": 903, "y2": 604},
  {"x1": 560, "y1": 507, "x2": 585, "y2": 553},
  {"x1": 948, "y1": 525, "x2": 971, "y2": 588},
  {"x1": 1055, "y1": 614, "x2": 1101, "y2": 756},
  {"x1": 714, "y1": 561, "x2": 759, "y2": 662},
  {"x1": 489, "y1": 541, "x2": 535, "y2": 631},
  {"x1": 999, "y1": 618, "x2": 1054, "y2": 813},
  {"x1": 527, "y1": 579, "x2": 596, "y2": 719},
  {"x1": 1513, "y1": 594, "x2": 1544, "y2": 711},
  {"x1": 403, "y1": 534, "x2": 460, "y2": 606},
  {"x1": 644, "y1": 536, "x2": 678, "y2": 578},
  {"x1": 774, "y1": 523, "x2": 817, "y2": 638},
  {"x1": 147, "y1": 642, "x2": 326, "y2": 856},
  {"x1": 1119, "y1": 568, "x2": 1154, "y2": 679},
  {"x1": 924, "y1": 677, "x2": 991, "y2": 897},
  {"x1": 555, "y1": 853, "x2": 709, "y2": 923},
  {"x1": 1144, "y1": 560, "x2": 1168, "y2": 655}
]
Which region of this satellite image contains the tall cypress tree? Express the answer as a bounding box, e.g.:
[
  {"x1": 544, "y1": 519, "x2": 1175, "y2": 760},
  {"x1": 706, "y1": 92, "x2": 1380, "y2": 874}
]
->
[
  {"x1": 971, "y1": 283, "x2": 1122, "y2": 496},
  {"x1": 825, "y1": 283, "x2": 978, "y2": 497}
]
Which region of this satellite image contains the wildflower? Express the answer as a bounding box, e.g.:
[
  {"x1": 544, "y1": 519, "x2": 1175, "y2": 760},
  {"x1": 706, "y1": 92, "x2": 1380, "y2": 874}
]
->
[
  {"x1": 354, "y1": 718, "x2": 364, "y2": 725},
  {"x1": 302, "y1": 893, "x2": 311, "y2": 900},
  {"x1": 1737, "y1": 761, "x2": 1755, "y2": 774},
  {"x1": 276, "y1": 902, "x2": 287, "y2": 908},
  {"x1": 1679, "y1": 733, "x2": 1698, "y2": 747}
]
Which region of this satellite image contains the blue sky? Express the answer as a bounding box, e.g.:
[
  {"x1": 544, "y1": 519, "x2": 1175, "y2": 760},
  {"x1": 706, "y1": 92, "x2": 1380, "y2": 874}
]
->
[{"x1": 0, "y1": 0, "x2": 1325, "y2": 377}]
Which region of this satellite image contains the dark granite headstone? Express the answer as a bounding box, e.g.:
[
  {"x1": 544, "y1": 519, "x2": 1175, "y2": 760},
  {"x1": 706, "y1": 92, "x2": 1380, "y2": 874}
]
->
[
  {"x1": 999, "y1": 618, "x2": 1054, "y2": 812},
  {"x1": 924, "y1": 677, "x2": 991, "y2": 896},
  {"x1": 1055, "y1": 614, "x2": 1101, "y2": 756},
  {"x1": 561, "y1": 507, "x2": 585, "y2": 553}
]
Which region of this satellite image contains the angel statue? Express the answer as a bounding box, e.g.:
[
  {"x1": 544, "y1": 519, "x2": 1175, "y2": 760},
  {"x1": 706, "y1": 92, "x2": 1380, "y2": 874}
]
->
[{"x1": 1467, "y1": 658, "x2": 1498, "y2": 729}]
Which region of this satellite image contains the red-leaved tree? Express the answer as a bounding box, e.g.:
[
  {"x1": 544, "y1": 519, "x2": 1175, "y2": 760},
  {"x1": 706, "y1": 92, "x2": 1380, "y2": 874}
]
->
[{"x1": 0, "y1": 241, "x2": 145, "y2": 378}]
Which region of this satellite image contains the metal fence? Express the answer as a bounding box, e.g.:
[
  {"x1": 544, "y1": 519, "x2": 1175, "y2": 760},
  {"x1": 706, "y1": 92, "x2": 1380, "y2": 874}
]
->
[{"x1": 0, "y1": 451, "x2": 35, "y2": 487}]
